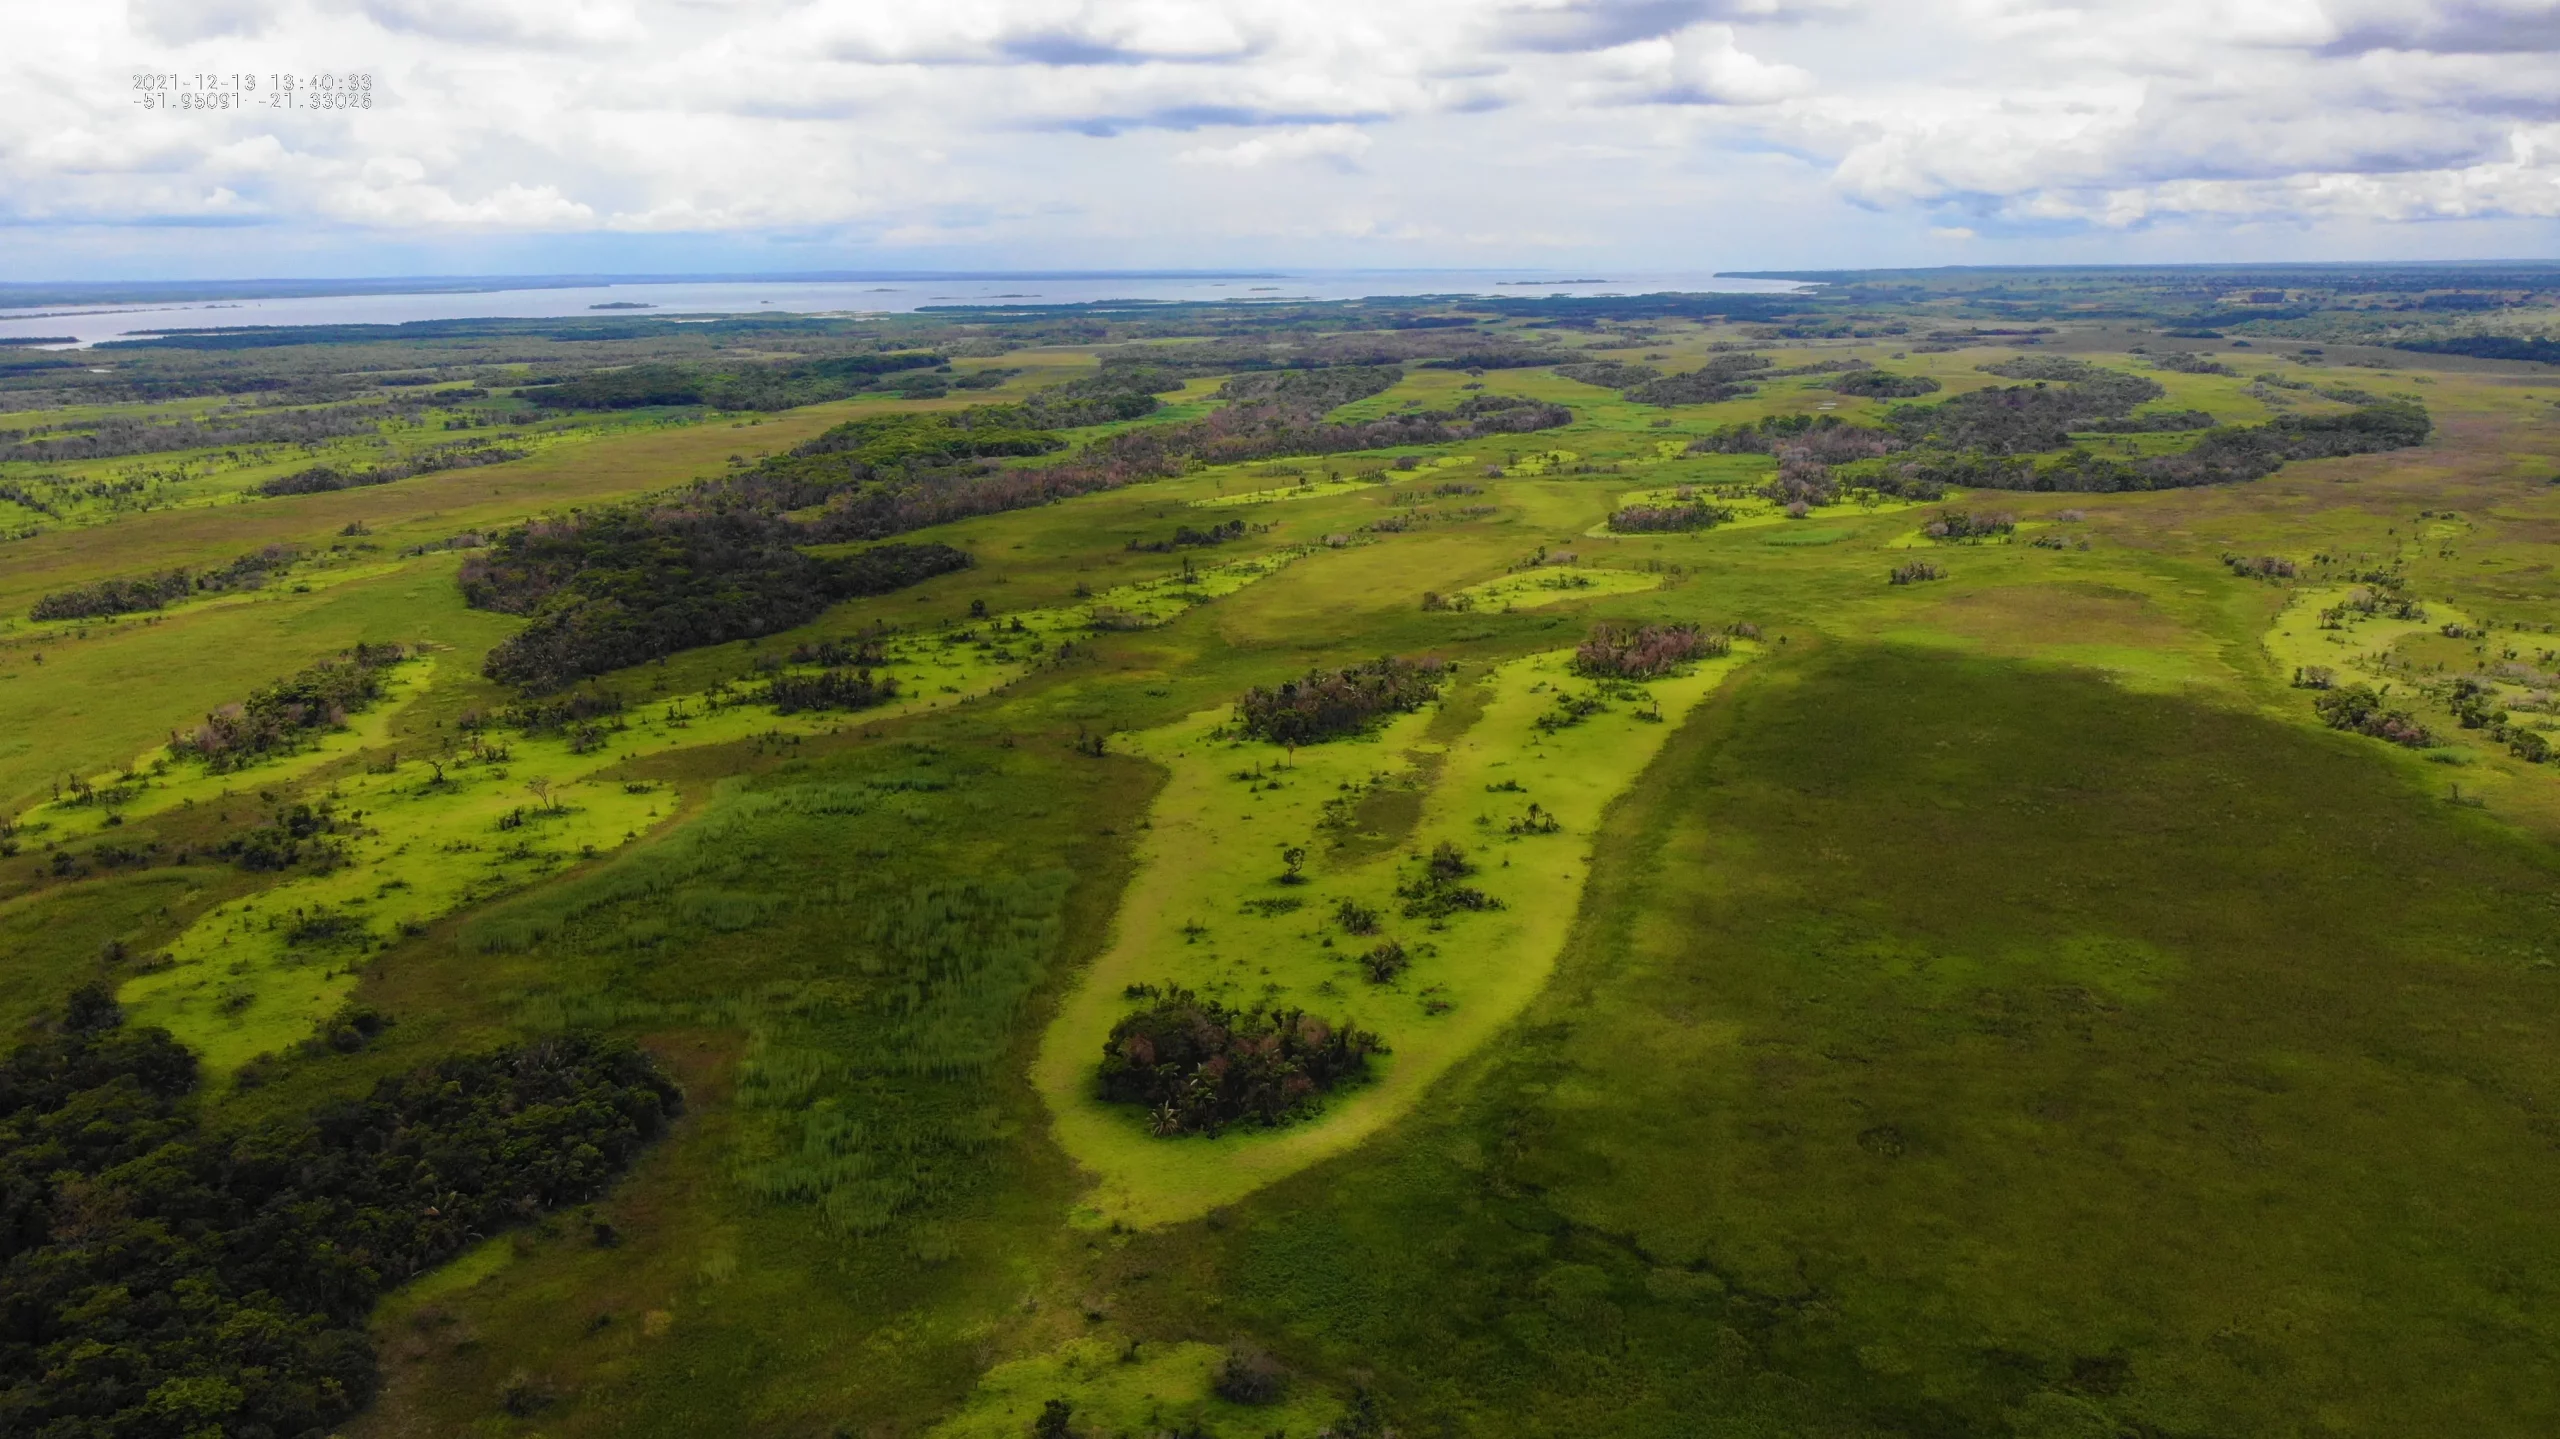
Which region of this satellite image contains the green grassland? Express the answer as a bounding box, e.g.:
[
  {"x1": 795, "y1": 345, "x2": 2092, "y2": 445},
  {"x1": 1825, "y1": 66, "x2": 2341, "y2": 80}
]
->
[
  {"x1": 1033, "y1": 642, "x2": 1750, "y2": 1229},
  {"x1": 8, "y1": 289, "x2": 2560, "y2": 1437}
]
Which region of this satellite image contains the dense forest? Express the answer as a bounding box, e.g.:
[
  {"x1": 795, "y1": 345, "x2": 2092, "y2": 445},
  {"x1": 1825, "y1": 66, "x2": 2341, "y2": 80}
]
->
[
  {"x1": 0, "y1": 990, "x2": 679, "y2": 1438},
  {"x1": 464, "y1": 512, "x2": 972, "y2": 691}
]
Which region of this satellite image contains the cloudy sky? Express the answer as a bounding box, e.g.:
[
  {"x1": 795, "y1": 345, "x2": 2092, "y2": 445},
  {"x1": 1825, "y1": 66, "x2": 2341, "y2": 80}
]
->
[{"x1": 8, "y1": 0, "x2": 2559, "y2": 278}]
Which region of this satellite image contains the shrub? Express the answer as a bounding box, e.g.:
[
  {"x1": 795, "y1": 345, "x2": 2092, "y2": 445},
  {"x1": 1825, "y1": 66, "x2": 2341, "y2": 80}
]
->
[
  {"x1": 1097, "y1": 987, "x2": 1384, "y2": 1137},
  {"x1": 2224, "y1": 553, "x2": 2299, "y2": 580},
  {"x1": 2509, "y1": 728, "x2": 2552, "y2": 763},
  {"x1": 1572, "y1": 622, "x2": 1727, "y2": 679},
  {"x1": 1214, "y1": 1346, "x2": 1290, "y2": 1405},
  {"x1": 1360, "y1": 940, "x2": 1410, "y2": 983},
  {"x1": 1233, "y1": 657, "x2": 1445, "y2": 748},
  {"x1": 1397, "y1": 842, "x2": 1499, "y2": 919},
  {"x1": 1890, "y1": 561, "x2": 1946, "y2": 585}
]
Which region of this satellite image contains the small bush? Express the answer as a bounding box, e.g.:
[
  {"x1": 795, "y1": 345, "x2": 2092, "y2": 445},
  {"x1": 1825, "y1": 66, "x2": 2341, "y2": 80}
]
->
[
  {"x1": 1360, "y1": 940, "x2": 1410, "y2": 983},
  {"x1": 1890, "y1": 561, "x2": 1946, "y2": 586},
  {"x1": 2223, "y1": 553, "x2": 2298, "y2": 580},
  {"x1": 1397, "y1": 842, "x2": 1499, "y2": 919}
]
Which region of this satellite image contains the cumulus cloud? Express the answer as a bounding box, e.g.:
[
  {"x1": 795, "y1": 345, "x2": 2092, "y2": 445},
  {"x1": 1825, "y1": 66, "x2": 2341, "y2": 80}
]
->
[{"x1": 3, "y1": 0, "x2": 2556, "y2": 267}]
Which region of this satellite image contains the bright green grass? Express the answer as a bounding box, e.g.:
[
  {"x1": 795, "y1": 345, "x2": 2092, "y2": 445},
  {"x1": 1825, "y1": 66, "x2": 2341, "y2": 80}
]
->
[
  {"x1": 115, "y1": 550, "x2": 1312, "y2": 1071},
  {"x1": 14, "y1": 650, "x2": 442, "y2": 839},
  {"x1": 1033, "y1": 643, "x2": 1752, "y2": 1229},
  {"x1": 1444, "y1": 566, "x2": 1664, "y2": 611},
  {"x1": 1589, "y1": 485, "x2": 1927, "y2": 540},
  {"x1": 1188, "y1": 456, "x2": 1490, "y2": 508},
  {"x1": 1122, "y1": 646, "x2": 2560, "y2": 1436},
  {"x1": 925, "y1": 1333, "x2": 1342, "y2": 1439}
]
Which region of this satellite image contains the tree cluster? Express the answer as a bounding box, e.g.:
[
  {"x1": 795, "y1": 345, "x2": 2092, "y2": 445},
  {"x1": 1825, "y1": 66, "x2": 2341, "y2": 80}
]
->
[
  {"x1": 169, "y1": 642, "x2": 409, "y2": 772},
  {"x1": 1232, "y1": 657, "x2": 1446, "y2": 747},
  {"x1": 1921, "y1": 510, "x2": 2016, "y2": 542},
  {"x1": 1571, "y1": 622, "x2": 1727, "y2": 679},
  {"x1": 2314, "y1": 683, "x2": 2436, "y2": 748},
  {"x1": 0, "y1": 990, "x2": 679, "y2": 1439},
  {"x1": 1608, "y1": 501, "x2": 1730, "y2": 533},
  {"x1": 1624, "y1": 353, "x2": 1774, "y2": 406},
  {"x1": 762, "y1": 668, "x2": 899, "y2": 714},
  {"x1": 1217, "y1": 365, "x2": 1404, "y2": 409},
  {"x1": 1825, "y1": 370, "x2": 1941, "y2": 398},
  {"x1": 1397, "y1": 841, "x2": 1499, "y2": 919},
  {"x1": 462, "y1": 505, "x2": 969, "y2": 691},
  {"x1": 1097, "y1": 987, "x2": 1383, "y2": 1137},
  {"x1": 1126, "y1": 518, "x2": 1246, "y2": 553},
  {"x1": 1888, "y1": 371, "x2": 2169, "y2": 453}
]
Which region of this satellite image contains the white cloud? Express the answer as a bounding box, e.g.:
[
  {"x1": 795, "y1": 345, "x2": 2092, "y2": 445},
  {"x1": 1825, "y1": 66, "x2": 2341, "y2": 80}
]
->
[
  {"x1": 0, "y1": 0, "x2": 2553, "y2": 267},
  {"x1": 1176, "y1": 125, "x2": 1373, "y2": 167}
]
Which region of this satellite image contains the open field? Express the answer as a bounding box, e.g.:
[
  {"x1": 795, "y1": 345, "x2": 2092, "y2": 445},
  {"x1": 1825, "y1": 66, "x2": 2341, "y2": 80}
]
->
[{"x1": 9, "y1": 279, "x2": 2560, "y2": 1437}]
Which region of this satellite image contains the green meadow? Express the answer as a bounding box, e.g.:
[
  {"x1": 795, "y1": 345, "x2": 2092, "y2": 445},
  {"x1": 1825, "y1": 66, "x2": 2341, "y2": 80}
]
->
[{"x1": 8, "y1": 288, "x2": 2560, "y2": 1437}]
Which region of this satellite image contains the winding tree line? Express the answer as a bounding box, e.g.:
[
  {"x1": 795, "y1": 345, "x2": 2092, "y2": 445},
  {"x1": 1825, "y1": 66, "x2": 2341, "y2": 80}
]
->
[
  {"x1": 0, "y1": 990, "x2": 680, "y2": 1438},
  {"x1": 30, "y1": 544, "x2": 305, "y2": 621},
  {"x1": 256, "y1": 436, "x2": 528, "y2": 496}
]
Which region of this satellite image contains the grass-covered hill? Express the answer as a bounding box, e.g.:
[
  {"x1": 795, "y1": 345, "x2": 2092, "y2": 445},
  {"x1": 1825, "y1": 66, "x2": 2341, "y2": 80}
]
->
[{"x1": 4, "y1": 271, "x2": 2560, "y2": 1436}]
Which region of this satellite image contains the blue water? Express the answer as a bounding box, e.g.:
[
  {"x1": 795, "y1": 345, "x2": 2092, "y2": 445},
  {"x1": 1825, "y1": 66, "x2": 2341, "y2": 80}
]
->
[{"x1": 0, "y1": 270, "x2": 1799, "y2": 349}]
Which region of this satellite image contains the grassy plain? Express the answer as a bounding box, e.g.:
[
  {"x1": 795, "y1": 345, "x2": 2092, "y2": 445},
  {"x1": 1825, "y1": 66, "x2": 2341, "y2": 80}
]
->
[{"x1": 9, "y1": 304, "x2": 2560, "y2": 1436}]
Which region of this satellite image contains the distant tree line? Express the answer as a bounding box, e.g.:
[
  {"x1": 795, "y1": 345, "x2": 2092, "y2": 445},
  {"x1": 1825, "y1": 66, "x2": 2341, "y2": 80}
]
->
[
  {"x1": 257, "y1": 435, "x2": 528, "y2": 495},
  {"x1": 0, "y1": 989, "x2": 679, "y2": 1438},
  {"x1": 2389, "y1": 335, "x2": 2560, "y2": 366},
  {"x1": 514, "y1": 351, "x2": 953, "y2": 411},
  {"x1": 0, "y1": 405, "x2": 389, "y2": 465}
]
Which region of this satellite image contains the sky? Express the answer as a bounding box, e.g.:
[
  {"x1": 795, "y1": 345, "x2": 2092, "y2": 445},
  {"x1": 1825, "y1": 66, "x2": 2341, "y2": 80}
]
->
[{"x1": 5, "y1": 0, "x2": 2558, "y2": 280}]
